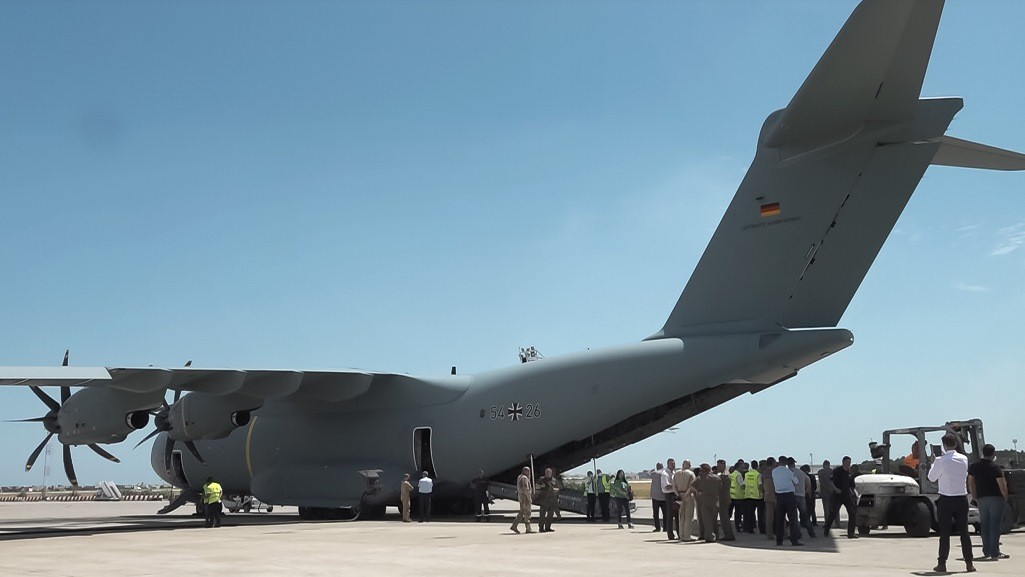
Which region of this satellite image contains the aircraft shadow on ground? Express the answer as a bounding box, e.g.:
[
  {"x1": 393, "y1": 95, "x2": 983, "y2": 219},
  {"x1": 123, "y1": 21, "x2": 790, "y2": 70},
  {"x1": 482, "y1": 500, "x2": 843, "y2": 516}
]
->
[{"x1": 0, "y1": 513, "x2": 309, "y2": 542}]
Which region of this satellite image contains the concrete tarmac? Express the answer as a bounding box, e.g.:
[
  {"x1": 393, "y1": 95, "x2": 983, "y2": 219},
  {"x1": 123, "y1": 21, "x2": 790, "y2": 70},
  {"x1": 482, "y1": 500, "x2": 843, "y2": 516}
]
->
[{"x1": 0, "y1": 501, "x2": 1020, "y2": 577}]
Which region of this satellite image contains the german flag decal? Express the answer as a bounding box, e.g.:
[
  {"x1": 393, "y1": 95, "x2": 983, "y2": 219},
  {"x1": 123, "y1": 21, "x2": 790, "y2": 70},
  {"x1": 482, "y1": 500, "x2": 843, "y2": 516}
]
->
[{"x1": 760, "y1": 202, "x2": 781, "y2": 217}]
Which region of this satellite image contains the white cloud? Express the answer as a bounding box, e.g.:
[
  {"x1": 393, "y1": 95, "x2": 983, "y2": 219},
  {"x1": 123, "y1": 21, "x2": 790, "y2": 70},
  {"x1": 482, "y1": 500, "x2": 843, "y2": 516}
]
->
[
  {"x1": 952, "y1": 282, "x2": 991, "y2": 293},
  {"x1": 991, "y1": 222, "x2": 1025, "y2": 256}
]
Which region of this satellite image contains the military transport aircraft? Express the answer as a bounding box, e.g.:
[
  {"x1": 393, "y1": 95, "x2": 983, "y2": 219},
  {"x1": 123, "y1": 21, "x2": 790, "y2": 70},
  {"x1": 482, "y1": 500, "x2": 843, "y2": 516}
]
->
[{"x1": 3, "y1": 0, "x2": 1025, "y2": 519}]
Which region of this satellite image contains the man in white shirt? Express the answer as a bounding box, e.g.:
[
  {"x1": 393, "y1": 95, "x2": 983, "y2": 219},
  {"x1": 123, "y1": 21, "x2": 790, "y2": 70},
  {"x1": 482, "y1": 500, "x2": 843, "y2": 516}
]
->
[
  {"x1": 584, "y1": 471, "x2": 597, "y2": 522},
  {"x1": 661, "y1": 458, "x2": 678, "y2": 540},
  {"x1": 771, "y1": 455, "x2": 802, "y2": 546},
  {"x1": 650, "y1": 462, "x2": 667, "y2": 532},
  {"x1": 927, "y1": 433, "x2": 975, "y2": 573},
  {"x1": 417, "y1": 471, "x2": 433, "y2": 523},
  {"x1": 789, "y1": 457, "x2": 816, "y2": 538}
]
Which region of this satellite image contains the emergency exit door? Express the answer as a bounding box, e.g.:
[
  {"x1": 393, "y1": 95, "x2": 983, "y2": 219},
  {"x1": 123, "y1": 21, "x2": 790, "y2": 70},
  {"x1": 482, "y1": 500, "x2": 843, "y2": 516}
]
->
[{"x1": 412, "y1": 427, "x2": 437, "y2": 478}]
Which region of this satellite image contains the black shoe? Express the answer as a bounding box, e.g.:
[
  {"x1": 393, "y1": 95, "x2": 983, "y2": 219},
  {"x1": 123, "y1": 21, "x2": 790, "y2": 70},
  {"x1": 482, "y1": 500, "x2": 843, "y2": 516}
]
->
[
  {"x1": 994, "y1": 553, "x2": 1010, "y2": 559},
  {"x1": 966, "y1": 564, "x2": 976, "y2": 573},
  {"x1": 933, "y1": 563, "x2": 947, "y2": 573},
  {"x1": 792, "y1": 541, "x2": 805, "y2": 546}
]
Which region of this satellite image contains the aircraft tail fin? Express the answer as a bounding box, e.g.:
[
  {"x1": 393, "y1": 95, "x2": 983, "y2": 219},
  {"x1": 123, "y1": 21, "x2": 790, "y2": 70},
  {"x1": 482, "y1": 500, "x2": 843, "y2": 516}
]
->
[{"x1": 649, "y1": 0, "x2": 1024, "y2": 340}]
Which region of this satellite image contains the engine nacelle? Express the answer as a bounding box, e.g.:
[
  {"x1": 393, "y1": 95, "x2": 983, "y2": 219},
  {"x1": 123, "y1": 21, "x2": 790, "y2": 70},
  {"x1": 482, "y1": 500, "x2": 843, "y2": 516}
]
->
[
  {"x1": 57, "y1": 388, "x2": 163, "y2": 445},
  {"x1": 168, "y1": 392, "x2": 261, "y2": 441}
]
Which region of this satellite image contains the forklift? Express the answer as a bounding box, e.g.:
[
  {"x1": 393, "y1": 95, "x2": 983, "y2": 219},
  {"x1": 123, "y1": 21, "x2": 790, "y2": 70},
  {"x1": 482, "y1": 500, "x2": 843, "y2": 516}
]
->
[{"x1": 854, "y1": 419, "x2": 1024, "y2": 536}]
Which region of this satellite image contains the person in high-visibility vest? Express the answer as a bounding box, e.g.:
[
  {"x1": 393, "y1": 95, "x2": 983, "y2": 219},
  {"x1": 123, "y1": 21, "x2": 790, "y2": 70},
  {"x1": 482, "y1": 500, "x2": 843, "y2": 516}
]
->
[
  {"x1": 729, "y1": 461, "x2": 747, "y2": 532},
  {"x1": 203, "y1": 476, "x2": 223, "y2": 528},
  {"x1": 597, "y1": 469, "x2": 613, "y2": 522},
  {"x1": 744, "y1": 461, "x2": 762, "y2": 534}
]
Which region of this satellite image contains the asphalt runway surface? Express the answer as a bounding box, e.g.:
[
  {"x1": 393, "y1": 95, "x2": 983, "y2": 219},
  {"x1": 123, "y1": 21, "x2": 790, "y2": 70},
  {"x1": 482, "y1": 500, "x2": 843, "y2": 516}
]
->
[{"x1": 0, "y1": 501, "x2": 1020, "y2": 576}]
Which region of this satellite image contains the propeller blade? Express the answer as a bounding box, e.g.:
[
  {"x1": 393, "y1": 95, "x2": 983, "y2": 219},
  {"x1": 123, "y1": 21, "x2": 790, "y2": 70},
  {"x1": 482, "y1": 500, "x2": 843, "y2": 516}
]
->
[
  {"x1": 183, "y1": 441, "x2": 205, "y2": 464},
  {"x1": 60, "y1": 385, "x2": 70, "y2": 406},
  {"x1": 6, "y1": 417, "x2": 48, "y2": 423},
  {"x1": 164, "y1": 437, "x2": 174, "y2": 473},
  {"x1": 63, "y1": 444, "x2": 78, "y2": 486},
  {"x1": 87, "y1": 444, "x2": 121, "y2": 463},
  {"x1": 133, "y1": 428, "x2": 161, "y2": 449},
  {"x1": 29, "y1": 386, "x2": 61, "y2": 413},
  {"x1": 184, "y1": 360, "x2": 192, "y2": 367},
  {"x1": 25, "y1": 432, "x2": 54, "y2": 471},
  {"x1": 173, "y1": 389, "x2": 181, "y2": 404},
  {"x1": 62, "y1": 349, "x2": 69, "y2": 366}
]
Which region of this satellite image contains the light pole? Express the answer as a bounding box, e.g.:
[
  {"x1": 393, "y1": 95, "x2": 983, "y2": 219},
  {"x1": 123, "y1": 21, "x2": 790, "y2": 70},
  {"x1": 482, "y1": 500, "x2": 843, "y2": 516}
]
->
[{"x1": 1014, "y1": 438, "x2": 1019, "y2": 453}]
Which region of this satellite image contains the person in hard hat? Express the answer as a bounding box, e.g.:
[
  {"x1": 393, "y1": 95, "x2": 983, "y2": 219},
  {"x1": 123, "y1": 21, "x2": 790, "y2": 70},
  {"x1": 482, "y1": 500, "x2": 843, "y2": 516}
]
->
[{"x1": 203, "y1": 476, "x2": 223, "y2": 528}]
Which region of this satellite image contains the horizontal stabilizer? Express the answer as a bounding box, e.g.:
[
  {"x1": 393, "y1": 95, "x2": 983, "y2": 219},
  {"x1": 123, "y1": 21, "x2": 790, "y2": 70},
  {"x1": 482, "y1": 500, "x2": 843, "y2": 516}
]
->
[{"x1": 930, "y1": 136, "x2": 1025, "y2": 171}]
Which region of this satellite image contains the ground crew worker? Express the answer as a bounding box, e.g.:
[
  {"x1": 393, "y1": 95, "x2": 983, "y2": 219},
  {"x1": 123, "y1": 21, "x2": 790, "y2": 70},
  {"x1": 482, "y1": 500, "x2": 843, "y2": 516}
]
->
[
  {"x1": 202, "y1": 476, "x2": 223, "y2": 528},
  {"x1": 715, "y1": 460, "x2": 735, "y2": 541},
  {"x1": 691, "y1": 464, "x2": 720, "y2": 543},
  {"x1": 536, "y1": 467, "x2": 559, "y2": 533},
  {"x1": 729, "y1": 461, "x2": 746, "y2": 533},
  {"x1": 597, "y1": 469, "x2": 612, "y2": 522},
  {"x1": 744, "y1": 460, "x2": 762, "y2": 534},
  {"x1": 510, "y1": 467, "x2": 534, "y2": 534},
  {"x1": 400, "y1": 473, "x2": 414, "y2": 522}
]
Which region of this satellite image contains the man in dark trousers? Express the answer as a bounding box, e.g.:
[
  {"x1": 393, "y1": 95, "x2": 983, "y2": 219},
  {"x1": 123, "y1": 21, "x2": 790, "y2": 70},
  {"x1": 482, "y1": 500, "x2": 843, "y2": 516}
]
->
[
  {"x1": 929, "y1": 433, "x2": 975, "y2": 573},
  {"x1": 968, "y1": 443, "x2": 1010, "y2": 560},
  {"x1": 470, "y1": 470, "x2": 490, "y2": 522},
  {"x1": 584, "y1": 471, "x2": 597, "y2": 522},
  {"x1": 596, "y1": 469, "x2": 612, "y2": 522},
  {"x1": 823, "y1": 456, "x2": 857, "y2": 539},
  {"x1": 661, "y1": 458, "x2": 679, "y2": 540},
  {"x1": 202, "y1": 476, "x2": 223, "y2": 528}
]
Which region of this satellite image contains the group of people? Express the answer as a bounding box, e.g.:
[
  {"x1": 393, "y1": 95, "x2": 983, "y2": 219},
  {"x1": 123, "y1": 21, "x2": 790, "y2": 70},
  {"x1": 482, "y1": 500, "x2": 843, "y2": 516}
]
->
[
  {"x1": 641, "y1": 456, "x2": 861, "y2": 545},
  {"x1": 394, "y1": 436, "x2": 1013, "y2": 574}
]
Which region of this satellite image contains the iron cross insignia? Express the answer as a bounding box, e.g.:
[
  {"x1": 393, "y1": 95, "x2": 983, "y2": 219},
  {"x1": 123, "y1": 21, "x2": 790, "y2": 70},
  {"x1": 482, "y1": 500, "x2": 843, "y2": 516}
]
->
[{"x1": 506, "y1": 402, "x2": 523, "y2": 421}]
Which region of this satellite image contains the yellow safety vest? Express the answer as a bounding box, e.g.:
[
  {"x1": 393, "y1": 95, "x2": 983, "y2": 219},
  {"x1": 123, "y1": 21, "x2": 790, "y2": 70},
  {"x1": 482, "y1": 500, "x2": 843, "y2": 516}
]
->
[
  {"x1": 744, "y1": 470, "x2": 761, "y2": 500},
  {"x1": 599, "y1": 474, "x2": 612, "y2": 492},
  {"x1": 729, "y1": 471, "x2": 745, "y2": 500},
  {"x1": 203, "y1": 482, "x2": 223, "y2": 505}
]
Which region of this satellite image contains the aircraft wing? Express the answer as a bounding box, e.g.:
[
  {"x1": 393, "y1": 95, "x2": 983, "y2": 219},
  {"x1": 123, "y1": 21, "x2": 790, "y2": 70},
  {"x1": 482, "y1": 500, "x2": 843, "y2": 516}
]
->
[{"x1": 0, "y1": 366, "x2": 467, "y2": 405}]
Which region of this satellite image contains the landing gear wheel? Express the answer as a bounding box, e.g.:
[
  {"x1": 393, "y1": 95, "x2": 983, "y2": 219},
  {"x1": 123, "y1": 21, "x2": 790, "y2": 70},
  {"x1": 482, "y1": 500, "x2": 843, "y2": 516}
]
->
[{"x1": 903, "y1": 501, "x2": 932, "y2": 537}]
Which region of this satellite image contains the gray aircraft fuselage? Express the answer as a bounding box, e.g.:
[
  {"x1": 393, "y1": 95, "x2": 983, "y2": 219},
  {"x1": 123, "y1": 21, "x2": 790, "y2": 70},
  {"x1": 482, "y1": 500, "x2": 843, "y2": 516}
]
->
[{"x1": 155, "y1": 329, "x2": 852, "y2": 508}]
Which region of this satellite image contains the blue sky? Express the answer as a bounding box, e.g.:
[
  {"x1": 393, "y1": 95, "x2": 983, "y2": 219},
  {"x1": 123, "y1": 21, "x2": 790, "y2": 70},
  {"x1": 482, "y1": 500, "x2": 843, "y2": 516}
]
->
[{"x1": 2, "y1": 0, "x2": 1024, "y2": 487}]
